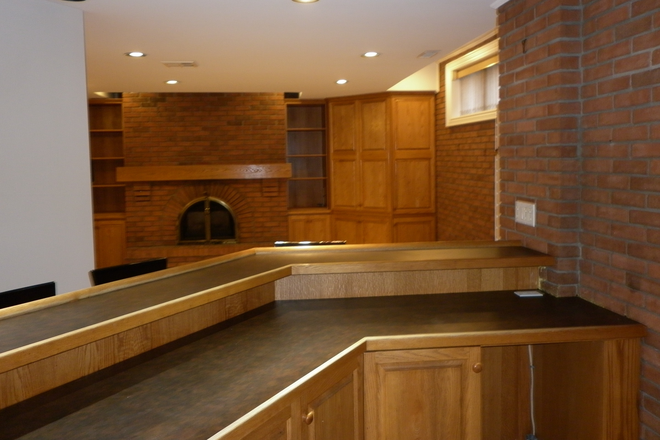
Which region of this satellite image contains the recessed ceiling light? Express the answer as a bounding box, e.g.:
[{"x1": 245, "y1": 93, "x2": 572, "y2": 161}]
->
[
  {"x1": 362, "y1": 52, "x2": 380, "y2": 58},
  {"x1": 292, "y1": 0, "x2": 319, "y2": 3},
  {"x1": 165, "y1": 80, "x2": 179, "y2": 85},
  {"x1": 336, "y1": 79, "x2": 348, "y2": 85},
  {"x1": 126, "y1": 52, "x2": 146, "y2": 58}
]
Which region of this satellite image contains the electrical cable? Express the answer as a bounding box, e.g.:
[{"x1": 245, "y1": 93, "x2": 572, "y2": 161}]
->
[{"x1": 528, "y1": 344, "x2": 536, "y2": 438}]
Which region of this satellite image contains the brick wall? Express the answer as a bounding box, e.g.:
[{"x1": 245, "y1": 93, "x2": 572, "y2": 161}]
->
[
  {"x1": 436, "y1": 40, "x2": 497, "y2": 241},
  {"x1": 498, "y1": 0, "x2": 583, "y2": 297},
  {"x1": 498, "y1": 0, "x2": 660, "y2": 436},
  {"x1": 122, "y1": 93, "x2": 288, "y2": 264}
]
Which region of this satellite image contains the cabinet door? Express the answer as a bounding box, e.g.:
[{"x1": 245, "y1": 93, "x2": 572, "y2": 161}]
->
[
  {"x1": 364, "y1": 347, "x2": 481, "y2": 440},
  {"x1": 300, "y1": 352, "x2": 363, "y2": 440},
  {"x1": 288, "y1": 214, "x2": 331, "y2": 241},
  {"x1": 238, "y1": 406, "x2": 292, "y2": 440},
  {"x1": 94, "y1": 218, "x2": 126, "y2": 268}
]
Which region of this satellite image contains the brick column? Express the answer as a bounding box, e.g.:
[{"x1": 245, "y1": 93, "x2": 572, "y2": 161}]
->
[{"x1": 498, "y1": 0, "x2": 583, "y2": 296}]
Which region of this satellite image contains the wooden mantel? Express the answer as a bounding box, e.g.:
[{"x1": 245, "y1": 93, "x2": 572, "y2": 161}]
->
[{"x1": 116, "y1": 163, "x2": 292, "y2": 182}]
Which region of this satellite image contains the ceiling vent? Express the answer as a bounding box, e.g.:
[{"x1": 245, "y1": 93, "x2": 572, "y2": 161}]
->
[{"x1": 162, "y1": 61, "x2": 197, "y2": 68}]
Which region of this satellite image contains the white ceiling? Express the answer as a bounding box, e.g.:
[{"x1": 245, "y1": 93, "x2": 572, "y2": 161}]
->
[{"x1": 52, "y1": 0, "x2": 497, "y2": 99}]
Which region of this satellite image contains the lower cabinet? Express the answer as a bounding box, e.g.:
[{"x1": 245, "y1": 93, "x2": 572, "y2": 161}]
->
[
  {"x1": 216, "y1": 339, "x2": 640, "y2": 440},
  {"x1": 364, "y1": 347, "x2": 481, "y2": 440},
  {"x1": 93, "y1": 214, "x2": 126, "y2": 268}
]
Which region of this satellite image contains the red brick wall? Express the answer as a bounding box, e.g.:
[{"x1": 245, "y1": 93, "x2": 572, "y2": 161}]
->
[
  {"x1": 498, "y1": 0, "x2": 660, "y2": 436},
  {"x1": 436, "y1": 42, "x2": 497, "y2": 241},
  {"x1": 122, "y1": 93, "x2": 288, "y2": 264},
  {"x1": 498, "y1": 0, "x2": 582, "y2": 297}
]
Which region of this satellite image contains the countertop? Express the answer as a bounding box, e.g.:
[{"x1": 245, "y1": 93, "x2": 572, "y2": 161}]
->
[{"x1": 4, "y1": 290, "x2": 643, "y2": 440}]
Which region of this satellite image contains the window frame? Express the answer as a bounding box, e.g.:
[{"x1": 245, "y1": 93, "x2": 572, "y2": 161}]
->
[{"x1": 445, "y1": 39, "x2": 499, "y2": 127}]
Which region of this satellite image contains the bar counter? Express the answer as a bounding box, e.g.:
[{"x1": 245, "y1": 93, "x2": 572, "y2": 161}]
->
[{"x1": 5, "y1": 290, "x2": 644, "y2": 440}]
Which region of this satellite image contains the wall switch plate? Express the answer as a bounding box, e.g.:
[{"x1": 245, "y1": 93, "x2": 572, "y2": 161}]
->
[{"x1": 515, "y1": 200, "x2": 536, "y2": 227}]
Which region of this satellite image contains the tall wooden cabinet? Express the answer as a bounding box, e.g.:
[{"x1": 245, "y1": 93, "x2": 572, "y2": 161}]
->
[
  {"x1": 88, "y1": 98, "x2": 126, "y2": 268},
  {"x1": 328, "y1": 92, "x2": 436, "y2": 244}
]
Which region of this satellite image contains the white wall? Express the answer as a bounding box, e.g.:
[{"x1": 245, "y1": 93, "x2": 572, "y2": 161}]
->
[{"x1": 0, "y1": 0, "x2": 94, "y2": 294}]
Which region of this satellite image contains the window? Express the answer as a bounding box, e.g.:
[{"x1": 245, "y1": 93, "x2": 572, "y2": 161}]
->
[
  {"x1": 178, "y1": 197, "x2": 237, "y2": 244},
  {"x1": 445, "y1": 39, "x2": 499, "y2": 127}
]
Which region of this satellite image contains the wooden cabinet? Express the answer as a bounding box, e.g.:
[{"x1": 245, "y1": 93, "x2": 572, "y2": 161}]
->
[
  {"x1": 288, "y1": 210, "x2": 331, "y2": 241},
  {"x1": 89, "y1": 98, "x2": 126, "y2": 268},
  {"x1": 364, "y1": 347, "x2": 481, "y2": 440},
  {"x1": 328, "y1": 93, "x2": 436, "y2": 244}
]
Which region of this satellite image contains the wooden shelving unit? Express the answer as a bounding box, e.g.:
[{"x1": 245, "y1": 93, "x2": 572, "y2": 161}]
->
[
  {"x1": 286, "y1": 103, "x2": 327, "y2": 209},
  {"x1": 88, "y1": 98, "x2": 126, "y2": 268},
  {"x1": 286, "y1": 102, "x2": 331, "y2": 241}
]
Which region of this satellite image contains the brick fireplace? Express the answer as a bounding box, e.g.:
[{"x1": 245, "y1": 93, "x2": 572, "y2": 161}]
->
[{"x1": 122, "y1": 92, "x2": 289, "y2": 266}]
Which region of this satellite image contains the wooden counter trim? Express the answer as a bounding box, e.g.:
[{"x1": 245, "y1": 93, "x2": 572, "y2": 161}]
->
[
  {"x1": 363, "y1": 325, "x2": 648, "y2": 352},
  {"x1": 289, "y1": 256, "x2": 554, "y2": 275},
  {"x1": 254, "y1": 239, "x2": 527, "y2": 255},
  {"x1": 0, "y1": 248, "x2": 259, "y2": 322},
  {"x1": 0, "y1": 267, "x2": 289, "y2": 375},
  {"x1": 116, "y1": 164, "x2": 292, "y2": 182}
]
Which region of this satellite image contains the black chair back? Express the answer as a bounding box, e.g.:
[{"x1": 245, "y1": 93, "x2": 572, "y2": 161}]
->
[{"x1": 0, "y1": 281, "x2": 56, "y2": 309}]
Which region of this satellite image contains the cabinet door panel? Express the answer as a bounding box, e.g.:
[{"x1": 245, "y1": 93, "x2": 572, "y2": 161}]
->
[
  {"x1": 94, "y1": 219, "x2": 126, "y2": 268},
  {"x1": 393, "y1": 97, "x2": 434, "y2": 151},
  {"x1": 394, "y1": 158, "x2": 433, "y2": 211},
  {"x1": 361, "y1": 159, "x2": 389, "y2": 211},
  {"x1": 333, "y1": 217, "x2": 361, "y2": 244},
  {"x1": 360, "y1": 100, "x2": 388, "y2": 152},
  {"x1": 329, "y1": 102, "x2": 356, "y2": 153},
  {"x1": 300, "y1": 349, "x2": 363, "y2": 440},
  {"x1": 304, "y1": 372, "x2": 358, "y2": 440},
  {"x1": 364, "y1": 347, "x2": 481, "y2": 440},
  {"x1": 361, "y1": 218, "x2": 391, "y2": 244},
  {"x1": 393, "y1": 217, "x2": 435, "y2": 242},
  {"x1": 331, "y1": 160, "x2": 359, "y2": 209}
]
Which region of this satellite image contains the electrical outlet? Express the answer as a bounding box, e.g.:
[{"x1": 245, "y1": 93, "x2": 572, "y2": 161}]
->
[{"x1": 515, "y1": 200, "x2": 536, "y2": 227}]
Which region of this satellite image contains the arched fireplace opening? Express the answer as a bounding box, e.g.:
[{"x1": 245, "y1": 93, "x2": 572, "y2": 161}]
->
[{"x1": 178, "y1": 196, "x2": 237, "y2": 244}]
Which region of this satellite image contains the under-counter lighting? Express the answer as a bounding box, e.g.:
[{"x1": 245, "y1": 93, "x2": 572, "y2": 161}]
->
[
  {"x1": 335, "y1": 79, "x2": 348, "y2": 85},
  {"x1": 165, "y1": 80, "x2": 179, "y2": 85},
  {"x1": 125, "y1": 52, "x2": 146, "y2": 58}
]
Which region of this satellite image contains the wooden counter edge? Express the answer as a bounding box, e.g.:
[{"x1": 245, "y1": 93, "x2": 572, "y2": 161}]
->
[
  {"x1": 363, "y1": 324, "x2": 647, "y2": 351},
  {"x1": 0, "y1": 267, "x2": 291, "y2": 374},
  {"x1": 0, "y1": 248, "x2": 259, "y2": 322},
  {"x1": 289, "y1": 255, "x2": 555, "y2": 275}
]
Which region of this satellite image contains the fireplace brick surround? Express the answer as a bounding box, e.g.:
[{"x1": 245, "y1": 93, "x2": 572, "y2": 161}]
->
[{"x1": 122, "y1": 92, "x2": 288, "y2": 266}]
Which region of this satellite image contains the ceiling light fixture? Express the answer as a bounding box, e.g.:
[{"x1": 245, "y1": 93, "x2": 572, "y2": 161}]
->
[
  {"x1": 362, "y1": 52, "x2": 380, "y2": 58},
  {"x1": 165, "y1": 80, "x2": 179, "y2": 85},
  {"x1": 125, "y1": 52, "x2": 146, "y2": 58},
  {"x1": 292, "y1": 0, "x2": 319, "y2": 3},
  {"x1": 336, "y1": 79, "x2": 348, "y2": 85}
]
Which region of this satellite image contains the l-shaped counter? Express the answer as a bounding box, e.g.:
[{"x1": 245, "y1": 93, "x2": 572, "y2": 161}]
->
[{"x1": 0, "y1": 241, "x2": 646, "y2": 439}]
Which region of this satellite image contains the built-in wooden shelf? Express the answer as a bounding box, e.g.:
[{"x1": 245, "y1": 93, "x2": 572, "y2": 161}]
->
[{"x1": 116, "y1": 164, "x2": 292, "y2": 182}]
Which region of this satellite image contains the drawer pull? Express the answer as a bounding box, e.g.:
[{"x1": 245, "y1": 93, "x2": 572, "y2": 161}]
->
[
  {"x1": 472, "y1": 362, "x2": 483, "y2": 373},
  {"x1": 303, "y1": 410, "x2": 314, "y2": 425}
]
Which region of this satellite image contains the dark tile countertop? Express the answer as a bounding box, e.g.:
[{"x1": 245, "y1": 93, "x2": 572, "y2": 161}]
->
[{"x1": 4, "y1": 291, "x2": 641, "y2": 440}]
